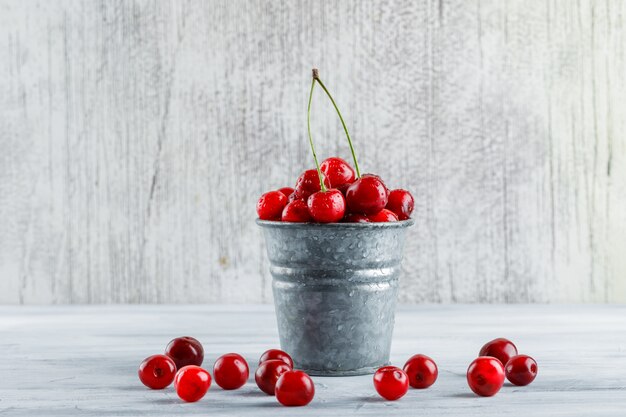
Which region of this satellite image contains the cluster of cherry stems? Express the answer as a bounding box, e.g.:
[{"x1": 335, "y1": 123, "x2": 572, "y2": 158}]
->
[
  {"x1": 138, "y1": 336, "x2": 538, "y2": 406},
  {"x1": 256, "y1": 69, "x2": 414, "y2": 223}
]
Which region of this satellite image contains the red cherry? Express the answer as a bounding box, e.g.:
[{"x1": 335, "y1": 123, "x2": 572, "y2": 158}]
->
[
  {"x1": 479, "y1": 338, "x2": 518, "y2": 366},
  {"x1": 505, "y1": 355, "x2": 538, "y2": 386},
  {"x1": 281, "y1": 199, "x2": 312, "y2": 222},
  {"x1": 373, "y1": 366, "x2": 409, "y2": 400},
  {"x1": 294, "y1": 169, "x2": 331, "y2": 200},
  {"x1": 138, "y1": 354, "x2": 177, "y2": 389},
  {"x1": 165, "y1": 336, "x2": 204, "y2": 369},
  {"x1": 369, "y1": 209, "x2": 399, "y2": 222},
  {"x1": 174, "y1": 365, "x2": 211, "y2": 402},
  {"x1": 386, "y1": 189, "x2": 414, "y2": 220},
  {"x1": 320, "y1": 157, "x2": 355, "y2": 192},
  {"x1": 277, "y1": 187, "x2": 294, "y2": 198},
  {"x1": 466, "y1": 357, "x2": 505, "y2": 397},
  {"x1": 256, "y1": 191, "x2": 288, "y2": 221},
  {"x1": 259, "y1": 349, "x2": 294, "y2": 368},
  {"x1": 288, "y1": 192, "x2": 302, "y2": 203},
  {"x1": 403, "y1": 354, "x2": 438, "y2": 389},
  {"x1": 275, "y1": 370, "x2": 315, "y2": 406},
  {"x1": 213, "y1": 353, "x2": 249, "y2": 390},
  {"x1": 255, "y1": 359, "x2": 292, "y2": 395},
  {"x1": 307, "y1": 189, "x2": 346, "y2": 223},
  {"x1": 343, "y1": 213, "x2": 370, "y2": 223},
  {"x1": 345, "y1": 175, "x2": 389, "y2": 215}
]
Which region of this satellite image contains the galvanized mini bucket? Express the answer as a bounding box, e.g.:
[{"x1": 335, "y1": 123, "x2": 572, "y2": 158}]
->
[{"x1": 257, "y1": 219, "x2": 414, "y2": 376}]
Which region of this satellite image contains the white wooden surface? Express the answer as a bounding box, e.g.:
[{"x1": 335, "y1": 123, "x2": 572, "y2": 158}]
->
[
  {"x1": 0, "y1": 305, "x2": 625, "y2": 416},
  {"x1": 0, "y1": 1, "x2": 625, "y2": 304}
]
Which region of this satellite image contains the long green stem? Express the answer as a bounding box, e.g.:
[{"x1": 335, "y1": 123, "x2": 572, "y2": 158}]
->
[
  {"x1": 307, "y1": 77, "x2": 327, "y2": 192},
  {"x1": 312, "y1": 72, "x2": 361, "y2": 178}
]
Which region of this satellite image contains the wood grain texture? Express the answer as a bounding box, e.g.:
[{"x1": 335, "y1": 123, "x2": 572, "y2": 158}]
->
[
  {"x1": 0, "y1": 0, "x2": 624, "y2": 304},
  {"x1": 0, "y1": 305, "x2": 625, "y2": 416}
]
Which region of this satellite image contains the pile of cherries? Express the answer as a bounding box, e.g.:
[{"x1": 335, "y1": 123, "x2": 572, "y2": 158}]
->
[
  {"x1": 138, "y1": 337, "x2": 314, "y2": 406},
  {"x1": 138, "y1": 336, "x2": 538, "y2": 406},
  {"x1": 256, "y1": 69, "x2": 414, "y2": 224}
]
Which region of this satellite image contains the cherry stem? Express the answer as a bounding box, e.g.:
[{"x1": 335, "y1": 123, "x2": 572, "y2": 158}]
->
[
  {"x1": 312, "y1": 69, "x2": 361, "y2": 178},
  {"x1": 307, "y1": 75, "x2": 327, "y2": 192}
]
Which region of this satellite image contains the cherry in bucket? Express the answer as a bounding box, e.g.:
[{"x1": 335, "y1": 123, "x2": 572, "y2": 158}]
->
[
  {"x1": 281, "y1": 199, "x2": 312, "y2": 222},
  {"x1": 138, "y1": 354, "x2": 177, "y2": 389},
  {"x1": 256, "y1": 190, "x2": 288, "y2": 221},
  {"x1": 386, "y1": 189, "x2": 415, "y2": 220},
  {"x1": 165, "y1": 336, "x2": 204, "y2": 369},
  {"x1": 304, "y1": 70, "x2": 346, "y2": 223},
  {"x1": 213, "y1": 353, "x2": 249, "y2": 390}
]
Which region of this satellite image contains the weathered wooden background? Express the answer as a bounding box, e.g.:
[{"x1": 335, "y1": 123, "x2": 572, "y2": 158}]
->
[{"x1": 0, "y1": 0, "x2": 624, "y2": 304}]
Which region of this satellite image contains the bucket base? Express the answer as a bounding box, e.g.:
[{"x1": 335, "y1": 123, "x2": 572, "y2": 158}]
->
[{"x1": 301, "y1": 363, "x2": 390, "y2": 377}]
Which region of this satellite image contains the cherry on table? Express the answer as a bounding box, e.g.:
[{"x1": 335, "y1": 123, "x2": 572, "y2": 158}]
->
[
  {"x1": 174, "y1": 365, "x2": 211, "y2": 402},
  {"x1": 256, "y1": 191, "x2": 288, "y2": 221},
  {"x1": 277, "y1": 187, "x2": 294, "y2": 198},
  {"x1": 294, "y1": 169, "x2": 331, "y2": 200},
  {"x1": 373, "y1": 366, "x2": 409, "y2": 400},
  {"x1": 479, "y1": 337, "x2": 518, "y2": 367},
  {"x1": 386, "y1": 189, "x2": 414, "y2": 220},
  {"x1": 369, "y1": 208, "x2": 399, "y2": 222},
  {"x1": 307, "y1": 189, "x2": 346, "y2": 223},
  {"x1": 281, "y1": 199, "x2": 312, "y2": 222},
  {"x1": 320, "y1": 157, "x2": 355, "y2": 192},
  {"x1": 403, "y1": 354, "x2": 438, "y2": 389},
  {"x1": 138, "y1": 354, "x2": 177, "y2": 389},
  {"x1": 343, "y1": 213, "x2": 370, "y2": 223},
  {"x1": 505, "y1": 354, "x2": 538, "y2": 386},
  {"x1": 213, "y1": 353, "x2": 249, "y2": 390},
  {"x1": 165, "y1": 336, "x2": 204, "y2": 369},
  {"x1": 345, "y1": 174, "x2": 389, "y2": 215},
  {"x1": 255, "y1": 359, "x2": 292, "y2": 395},
  {"x1": 275, "y1": 370, "x2": 315, "y2": 406},
  {"x1": 259, "y1": 349, "x2": 294, "y2": 368},
  {"x1": 466, "y1": 356, "x2": 505, "y2": 397}
]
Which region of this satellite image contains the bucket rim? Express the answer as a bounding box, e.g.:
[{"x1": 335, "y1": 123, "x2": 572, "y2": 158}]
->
[{"x1": 256, "y1": 218, "x2": 414, "y2": 229}]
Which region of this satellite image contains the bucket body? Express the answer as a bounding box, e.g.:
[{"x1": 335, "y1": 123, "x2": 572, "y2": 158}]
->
[{"x1": 257, "y1": 220, "x2": 413, "y2": 376}]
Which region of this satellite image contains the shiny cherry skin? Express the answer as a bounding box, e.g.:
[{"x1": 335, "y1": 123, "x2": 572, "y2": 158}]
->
[
  {"x1": 281, "y1": 199, "x2": 312, "y2": 222},
  {"x1": 174, "y1": 365, "x2": 211, "y2": 402},
  {"x1": 386, "y1": 189, "x2": 414, "y2": 220},
  {"x1": 343, "y1": 213, "x2": 370, "y2": 223},
  {"x1": 346, "y1": 175, "x2": 389, "y2": 215},
  {"x1": 275, "y1": 370, "x2": 315, "y2": 406},
  {"x1": 369, "y1": 208, "x2": 399, "y2": 222},
  {"x1": 277, "y1": 187, "x2": 294, "y2": 198},
  {"x1": 259, "y1": 349, "x2": 294, "y2": 368},
  {"x1": 213, "y1": 353, "x2": 249, "y2": 390},
  {"x1": 505, "y1": 355, "x2": 538, "y2": 386},
  {"x1": 255, "y1": 359, "x2": 292, "y2": 395},
  {"x1": 467, "y1": 357, "x2": 505, "y2": 397},
  {"x1": 165, "y1": 336, "x2": 204, "y2": 369},
  {"x1": 288, "y1": 192, "x2": 302, "y2": 203},
  {"x1": 403, "y1": 354, "x2": 438, "y2": 389},
  {"x1": 294, "y1": 169, "x2": 331, "y2": 200},
  {"x1": 373, "y1": 366, "x2": 409, "y2": 400},
  {"x1": 138, "y1": 354, "x2": 177, "y2": 389},
  {"x1": 307, "y1": 189, "x2": 346, "y2": 223},
  {"x1": 256, "y1": 191, "x2": 288, "y2": 221},
  {"x1": 479, "y1": 338, "x2": 518, "y2": 367},
  {"x1": 320, "y1": 157, "x2": 355, "y2": 192}
]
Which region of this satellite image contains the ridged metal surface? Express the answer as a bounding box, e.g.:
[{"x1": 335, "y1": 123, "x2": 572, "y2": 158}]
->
[{"x1": 258, "y1": 220, "x2": 414, "y2": 376}]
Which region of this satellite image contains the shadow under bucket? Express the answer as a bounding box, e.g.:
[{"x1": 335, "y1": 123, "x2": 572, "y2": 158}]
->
[{"x1": 257, "y1": 219, "x2": 414, "y2": 376}]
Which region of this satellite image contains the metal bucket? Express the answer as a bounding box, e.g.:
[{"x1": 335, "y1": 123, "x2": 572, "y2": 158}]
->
[{"x1": 257, "y1": 219, "x2": 414, "y2": 376}]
